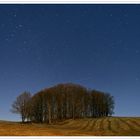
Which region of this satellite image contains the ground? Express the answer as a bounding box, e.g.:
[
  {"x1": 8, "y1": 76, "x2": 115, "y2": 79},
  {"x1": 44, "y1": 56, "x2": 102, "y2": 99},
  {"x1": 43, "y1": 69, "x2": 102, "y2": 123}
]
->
[{"x1": 0, "y1": 117, "x2": 140, "y2": 136}]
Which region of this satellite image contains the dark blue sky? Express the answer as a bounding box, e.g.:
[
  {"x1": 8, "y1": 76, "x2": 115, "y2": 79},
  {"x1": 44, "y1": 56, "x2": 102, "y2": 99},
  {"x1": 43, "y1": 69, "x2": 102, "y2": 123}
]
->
[{"x1": 0, "y1": 4, "x2": 140, "y2": 121}]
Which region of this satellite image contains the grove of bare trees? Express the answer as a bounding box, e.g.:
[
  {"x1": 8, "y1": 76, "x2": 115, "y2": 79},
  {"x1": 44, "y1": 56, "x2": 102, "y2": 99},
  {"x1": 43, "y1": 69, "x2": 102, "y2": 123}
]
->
[{"x1": 11, "y1": 83, "x2": 115, "y2": 123}]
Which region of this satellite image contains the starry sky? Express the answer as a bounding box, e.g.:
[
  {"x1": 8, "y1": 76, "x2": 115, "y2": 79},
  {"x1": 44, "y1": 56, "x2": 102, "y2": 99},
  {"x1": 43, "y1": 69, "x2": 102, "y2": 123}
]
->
[{"x1": 0, "y1": 4, "x2": 140, "y2": 121}]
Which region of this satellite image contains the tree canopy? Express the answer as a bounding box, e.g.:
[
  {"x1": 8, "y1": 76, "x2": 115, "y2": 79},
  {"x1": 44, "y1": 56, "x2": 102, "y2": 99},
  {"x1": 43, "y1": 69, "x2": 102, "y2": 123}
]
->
[{"x1": 11, "y1": 83, "x2": 115, "y2": 123}]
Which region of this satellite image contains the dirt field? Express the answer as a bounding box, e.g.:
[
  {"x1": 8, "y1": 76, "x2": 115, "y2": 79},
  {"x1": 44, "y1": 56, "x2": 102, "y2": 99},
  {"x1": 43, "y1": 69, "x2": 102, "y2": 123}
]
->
[{"x1": 0, "y1": 117, "x2": 140, "y2": 136}]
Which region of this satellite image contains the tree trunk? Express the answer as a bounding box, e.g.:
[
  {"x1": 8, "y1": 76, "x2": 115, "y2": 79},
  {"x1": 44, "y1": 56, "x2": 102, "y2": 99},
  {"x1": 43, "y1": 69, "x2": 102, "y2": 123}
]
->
[
  {"x1": 48, "y1": 103, "x2": 51, "y2": 124},
  {"x1": 22, "y1": 115, "x2": 25, "y2": 123}
]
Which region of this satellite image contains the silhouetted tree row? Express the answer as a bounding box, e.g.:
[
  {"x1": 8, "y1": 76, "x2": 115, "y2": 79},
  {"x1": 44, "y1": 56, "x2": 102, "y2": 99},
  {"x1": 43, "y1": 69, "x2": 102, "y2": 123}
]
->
[{"x1": 11, "y1": 83, "x2": 115, "y2": 123}]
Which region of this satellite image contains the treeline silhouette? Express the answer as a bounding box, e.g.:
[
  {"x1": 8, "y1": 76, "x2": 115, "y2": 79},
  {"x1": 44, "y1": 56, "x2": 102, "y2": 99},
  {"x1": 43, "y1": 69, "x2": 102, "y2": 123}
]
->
[{"x1": 11, "y1": 83, "x2": 115, "y2": 123}]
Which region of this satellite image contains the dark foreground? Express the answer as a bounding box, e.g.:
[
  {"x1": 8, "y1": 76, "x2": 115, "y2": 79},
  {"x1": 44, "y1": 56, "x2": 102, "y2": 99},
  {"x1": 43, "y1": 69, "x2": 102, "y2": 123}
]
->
[{"x1": 0, "y1": 117, "x2": 140, "y2": 136}]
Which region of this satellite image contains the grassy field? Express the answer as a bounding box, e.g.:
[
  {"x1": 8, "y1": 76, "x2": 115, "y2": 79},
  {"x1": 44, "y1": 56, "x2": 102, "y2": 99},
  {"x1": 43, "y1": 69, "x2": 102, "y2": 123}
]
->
[{"x1": 0, "y1": 117, "x2": 140, "y2": 136}]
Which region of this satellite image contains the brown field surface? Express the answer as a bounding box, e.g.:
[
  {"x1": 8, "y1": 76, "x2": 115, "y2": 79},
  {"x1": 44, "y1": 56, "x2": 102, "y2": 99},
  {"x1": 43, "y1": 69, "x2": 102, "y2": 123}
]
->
[{"x1": 0, "y1": 117, "x2": 140, "y2": 136}]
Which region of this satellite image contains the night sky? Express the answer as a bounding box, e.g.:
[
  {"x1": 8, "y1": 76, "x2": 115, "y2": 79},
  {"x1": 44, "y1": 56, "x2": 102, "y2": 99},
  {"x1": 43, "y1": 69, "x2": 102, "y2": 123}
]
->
[{"x1": 0, "y1": 4, "x2": 140, "y2": 121}]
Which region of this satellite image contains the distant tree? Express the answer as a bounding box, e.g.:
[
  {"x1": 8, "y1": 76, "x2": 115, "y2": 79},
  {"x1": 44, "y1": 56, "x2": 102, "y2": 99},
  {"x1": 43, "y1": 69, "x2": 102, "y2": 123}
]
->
[
  {"x1": 104, "y1": 93, "x2": 115, "y2": 116},
  {"x1": 12, "y1": 83, "x2": 115, "y2": 124},
  {"x1": 30, "y1": 91, "x2": 44, "y2": 123},
  {"x1": 11, "y1": 92, "x2": 31, "y2": 123},
  {"x1": 89, "y1": 90, "x2": 115, "y2": 117}
]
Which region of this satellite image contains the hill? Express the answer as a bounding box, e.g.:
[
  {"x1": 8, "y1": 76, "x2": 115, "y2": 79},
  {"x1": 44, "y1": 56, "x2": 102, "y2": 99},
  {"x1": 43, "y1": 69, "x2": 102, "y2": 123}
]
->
[{"x1": 0, "y1": 117, "x2": 140, "y2": 136}]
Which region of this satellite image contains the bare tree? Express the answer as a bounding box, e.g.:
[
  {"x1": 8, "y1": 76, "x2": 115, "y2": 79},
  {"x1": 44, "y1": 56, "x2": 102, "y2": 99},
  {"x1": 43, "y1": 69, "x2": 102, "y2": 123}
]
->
[
  {"x1": 11, "y1": 91, "x2": 31, "y2": 123},
  {"x1": 104, "y1": 93, "x2": 115, "y2": 116}
]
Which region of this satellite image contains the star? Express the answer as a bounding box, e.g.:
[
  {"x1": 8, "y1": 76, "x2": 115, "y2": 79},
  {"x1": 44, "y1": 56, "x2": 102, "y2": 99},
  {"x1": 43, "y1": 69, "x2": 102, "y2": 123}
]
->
[
  {"x1": 124, "y1": 46, "x2": 129, "y2": 51},
  {"x1": 18, "y1": 24, "x2": 23, "y2": 28},
  {"x1": 55, "y1": 13, "x2": 59, "y2": 17},
  {"x1": 13, "y1": 13, "x2": 17, "y2": 18},
  {"x1": 15, "y1": 24, "x2": 23, "y2": 29},
  {"x1": 66, "y1": 19, "x2": 71, "y2": 24},
  {"x1": 23, "y1": 41, "x2": 27, "y2": 44},
  {"x1": 136, "y1": 77, "x2": 139, "y2": 81},
  {"x1": 124, "y1": 14, "x2": 128, "y2": 17},
  {"x1": 125, "y1": 22, "x2": 129, "y2": 25},
  {"x1": 111, "y1": 46, "x2": 116, "y2": 49},
  {"x1": 10, "y1": 33, "x2": 15, "y2": 38},
  {"x1": 136, "y1": 50, "x2": 139, "y2": 54},
  {"x1": 0, "y1": 23, "x2": 5, "y2": 28},
  {"x1": 5, "y1": 38, "x2": 10, "y2": 41},
  {"x1": 110, "y1": 13, "x2": 113, "y2": 17}
]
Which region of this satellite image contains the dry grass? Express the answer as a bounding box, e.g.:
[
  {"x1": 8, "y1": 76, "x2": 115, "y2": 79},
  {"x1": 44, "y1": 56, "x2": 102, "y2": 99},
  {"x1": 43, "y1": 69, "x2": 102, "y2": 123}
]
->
[{"x1": 0, "y1": 117, "x2": 140, "y2": 136}]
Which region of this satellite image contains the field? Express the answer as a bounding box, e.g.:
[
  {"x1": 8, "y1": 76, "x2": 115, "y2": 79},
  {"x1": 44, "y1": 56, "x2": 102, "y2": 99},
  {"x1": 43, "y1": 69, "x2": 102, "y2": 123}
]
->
[{"x1": 0, "y1": 117, "x2": 140, "y2": 136}]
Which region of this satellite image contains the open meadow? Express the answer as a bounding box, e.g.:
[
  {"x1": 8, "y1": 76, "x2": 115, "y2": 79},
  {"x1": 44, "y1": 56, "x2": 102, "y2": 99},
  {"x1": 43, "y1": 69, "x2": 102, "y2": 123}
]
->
[{"x1": 0, "y1": 117, "x2": 140, "y2": 136}]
